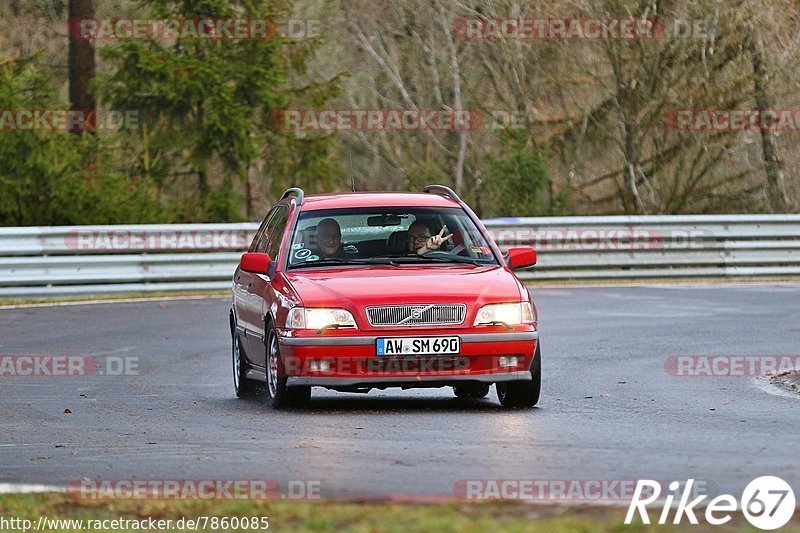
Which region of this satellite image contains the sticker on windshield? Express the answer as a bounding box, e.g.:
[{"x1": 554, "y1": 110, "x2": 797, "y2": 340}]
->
[
  {"x1": 306, "y1": 255, "x2": 319, "y2": 262},
  {"x1": 293, "y1": 242, "x2": 304, "y2": 249},
  {"x1": 294, "y1": 249, "x2": 311, "y2": 259}
]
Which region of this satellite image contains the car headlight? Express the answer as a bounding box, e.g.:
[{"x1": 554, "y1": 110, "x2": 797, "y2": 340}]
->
[
  {"x1": 286, "y1": 307, "x2": 357, "y2": 330},
  {"x1": 474, "y1": 302, "x2": 534, "y2": 326}
]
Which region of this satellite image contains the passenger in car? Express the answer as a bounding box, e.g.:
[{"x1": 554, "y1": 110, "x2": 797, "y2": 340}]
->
[
  {"x1": 407, "y1": 221, "x2": 452, "y2": 255},
  {"x1": 315, "y1": 218, "x2": 346, "y2": 258}
]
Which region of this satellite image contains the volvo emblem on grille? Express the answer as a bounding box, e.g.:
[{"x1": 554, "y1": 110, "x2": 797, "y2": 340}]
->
[{"x1": 366, "y1": 304, "x2": 466, "y2": 326}]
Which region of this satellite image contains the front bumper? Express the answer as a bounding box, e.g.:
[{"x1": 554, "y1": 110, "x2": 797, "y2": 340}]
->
[
  {"x1": 278, "y1": 329, "x2": 538, "y2": 388},
  {"x1": 279, "y1": 331, "x2": 537, "y2": 346},
  {"x1": 286, "y1": 371, "x2": 531, "y2": 387}
]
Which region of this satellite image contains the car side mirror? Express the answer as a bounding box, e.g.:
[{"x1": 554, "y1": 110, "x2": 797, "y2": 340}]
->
[
  {"x1": 507, "y1": 247, "x2": 537, "y2": 270},
  {"x1": 240, "y1": 252, "x2": 272, "y2": 274}
]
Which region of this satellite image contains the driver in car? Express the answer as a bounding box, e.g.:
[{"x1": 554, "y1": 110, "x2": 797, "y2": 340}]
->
[
  {"x1": 408, "y1": 221, "x2": 452, "y2": 255},
  {"x1": 315, "y1": 218, "x2": 346, "y2": 258}
]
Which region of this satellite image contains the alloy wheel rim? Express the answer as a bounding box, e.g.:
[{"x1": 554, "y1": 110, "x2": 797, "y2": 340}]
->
[
  {"x1": 232, "y1": 336, "x2": 241, "y2": 389},
  {"x1": 268, "y1": 335, "x2": 279, "y2": 398}
]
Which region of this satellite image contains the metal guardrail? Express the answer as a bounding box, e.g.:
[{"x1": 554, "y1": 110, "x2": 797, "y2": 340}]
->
[
  {"x1": 1, "y1": 216, "x2": 800, "y2": 298},
  {"x1": 486, "y1": 215, "x2": 800, "y2": 281},
  {"x1": 0, "y1": 224, "x2": 256, "y2": 298}
]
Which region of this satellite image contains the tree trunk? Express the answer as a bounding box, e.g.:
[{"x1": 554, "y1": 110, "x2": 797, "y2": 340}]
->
[
  {"x1": 748, "y1": 25, "x2": 789, "y2": 212},
  {"x1": 68, "y1": 0, "x2": 96, "y2": 132},
  {"x1": 622, "y1": 120, "x2": 645, "y2": 214},
  {"x1": 245, "y1": 164, "x2": 254, "y2": 219}
]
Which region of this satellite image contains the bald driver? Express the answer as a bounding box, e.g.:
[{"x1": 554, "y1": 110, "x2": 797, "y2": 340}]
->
[{"x1": 315, "y1": 218, "x2": 345, "y2": 258}]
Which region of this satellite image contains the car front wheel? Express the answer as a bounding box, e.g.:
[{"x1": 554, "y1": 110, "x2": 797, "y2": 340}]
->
[
  {"x1": 266, "y1": 325, "x2": 311, "y2": 408},
  {"x1": 497, "y1": 343, "x2": 541, "y2": 408}
]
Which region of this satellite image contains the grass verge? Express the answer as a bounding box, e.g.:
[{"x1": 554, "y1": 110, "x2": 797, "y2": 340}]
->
[{"x1": 0, "y1": 493, "x2": 793, "y2": 532}]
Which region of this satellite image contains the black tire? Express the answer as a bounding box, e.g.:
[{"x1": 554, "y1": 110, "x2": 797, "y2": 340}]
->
[
  {"x1": 453, "y1": 383, "x2": 491, "y2": 399},
  {"x1": 497, "y1": 343, "x2": 541, "y2": 408},
  {"x1": 265, "y1": 325, "x2": 311, "y2": 408},
  {"x1": 232, "y1": 332, "x2": 258, "y2": 398}
]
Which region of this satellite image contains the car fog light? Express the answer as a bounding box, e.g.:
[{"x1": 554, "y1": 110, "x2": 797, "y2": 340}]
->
[
  {"x1": 309, "y1": 360, "x2": 319, "y2": 372},
  {"x1": 319, "y1": 360, "x2": 331, "y2": 373},
  {"x1": 498, "y1": 356, "x2": 519, "y2": 368}
]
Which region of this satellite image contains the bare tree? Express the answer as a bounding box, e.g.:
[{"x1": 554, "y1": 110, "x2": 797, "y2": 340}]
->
[
  {"x1": 337, "y1": 0, "x2": 478, "y2": 194},
  {"x1": 747, "y1": 23, "x2": 789, "y2": 212},
  {"x1": 68, "y1": 0, "x2": 96, "y2": 131},
  {"x1": 311, "y1": 0, "x2": 799, "y2": 214}
]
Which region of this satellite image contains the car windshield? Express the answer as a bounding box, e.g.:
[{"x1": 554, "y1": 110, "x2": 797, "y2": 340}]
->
[{"x1": 287, "y1": 206, "x2": 498, "y2": 268}]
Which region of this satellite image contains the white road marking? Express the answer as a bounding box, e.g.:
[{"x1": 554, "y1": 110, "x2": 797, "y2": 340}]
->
[
  {"x1": 0, "y1": 483, "x2": 65, "y2": 494},
  {"x1": 0, "y1": 294, "x2": 227, "y2": 310}
]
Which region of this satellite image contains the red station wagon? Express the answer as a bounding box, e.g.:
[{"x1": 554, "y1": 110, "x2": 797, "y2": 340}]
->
[{"x1": 230, "y1": 185, "x2": 540, "y2": 408}]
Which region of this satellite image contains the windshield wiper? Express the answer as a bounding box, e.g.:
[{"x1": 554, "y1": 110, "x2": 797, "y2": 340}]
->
[
  {"x1": 367, "y1": 254, "x2": 489, "y2": 266},
  {"x1": 418, "y1": 255, "x2": 487, "y2": 266},
  {"x1": 363, "y1": 257, "x2": 401, "y2": 265},
  {"x1": 290, "y1": 255, "x2": 491, "y2": 269},
  {"x1": 288, "y1": 257, "x2": 369, "y2": 269}
]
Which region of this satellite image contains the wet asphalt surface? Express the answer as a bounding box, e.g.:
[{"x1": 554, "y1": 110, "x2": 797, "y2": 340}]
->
[{"x1": 1, "y1": 284, "x2": 799, "y2": 499}]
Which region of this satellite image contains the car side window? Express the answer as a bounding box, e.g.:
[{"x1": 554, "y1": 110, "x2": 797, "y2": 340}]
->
[
  {"x1": 265, "y1": 208, "x2": 290, "y2": 260},
  {"x1": 255, "y1": 207, "x2": 286, "y2": 254},
  {"x1": 249, "y1": 206, "x2": 280, "y2": 253}
]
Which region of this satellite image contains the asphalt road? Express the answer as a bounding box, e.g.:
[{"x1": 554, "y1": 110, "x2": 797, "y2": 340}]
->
[{"x1": 1, "y1": 284, "x2": 799, "y2": 500}]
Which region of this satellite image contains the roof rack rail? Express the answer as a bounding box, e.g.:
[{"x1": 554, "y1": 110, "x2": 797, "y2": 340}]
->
[
  {"x1": 281, "y1": 187, "x2": 305, "y2": 205},
  {"x1": 423, "y1": 184, "x2": 463, "y2": 204}
]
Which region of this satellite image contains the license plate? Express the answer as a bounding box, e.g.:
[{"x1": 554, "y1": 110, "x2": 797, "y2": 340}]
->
[{"x1": 376, "y1": 336, "x2": 460, "y2": 356}]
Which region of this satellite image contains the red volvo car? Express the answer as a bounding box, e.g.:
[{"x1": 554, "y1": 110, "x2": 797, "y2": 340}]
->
[{"x1": 230, "y1": 185, "x2": 540, "y2": 408}]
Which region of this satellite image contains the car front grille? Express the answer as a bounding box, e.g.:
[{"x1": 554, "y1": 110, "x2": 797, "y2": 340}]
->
[{"x1": 366, "y1": 304, "x2": 467, "y2": 327}]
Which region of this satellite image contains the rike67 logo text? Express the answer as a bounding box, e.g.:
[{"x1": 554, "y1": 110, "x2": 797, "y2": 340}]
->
[{"x1": 626, "y1": 477, "x2": 795, "y2": 530}]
